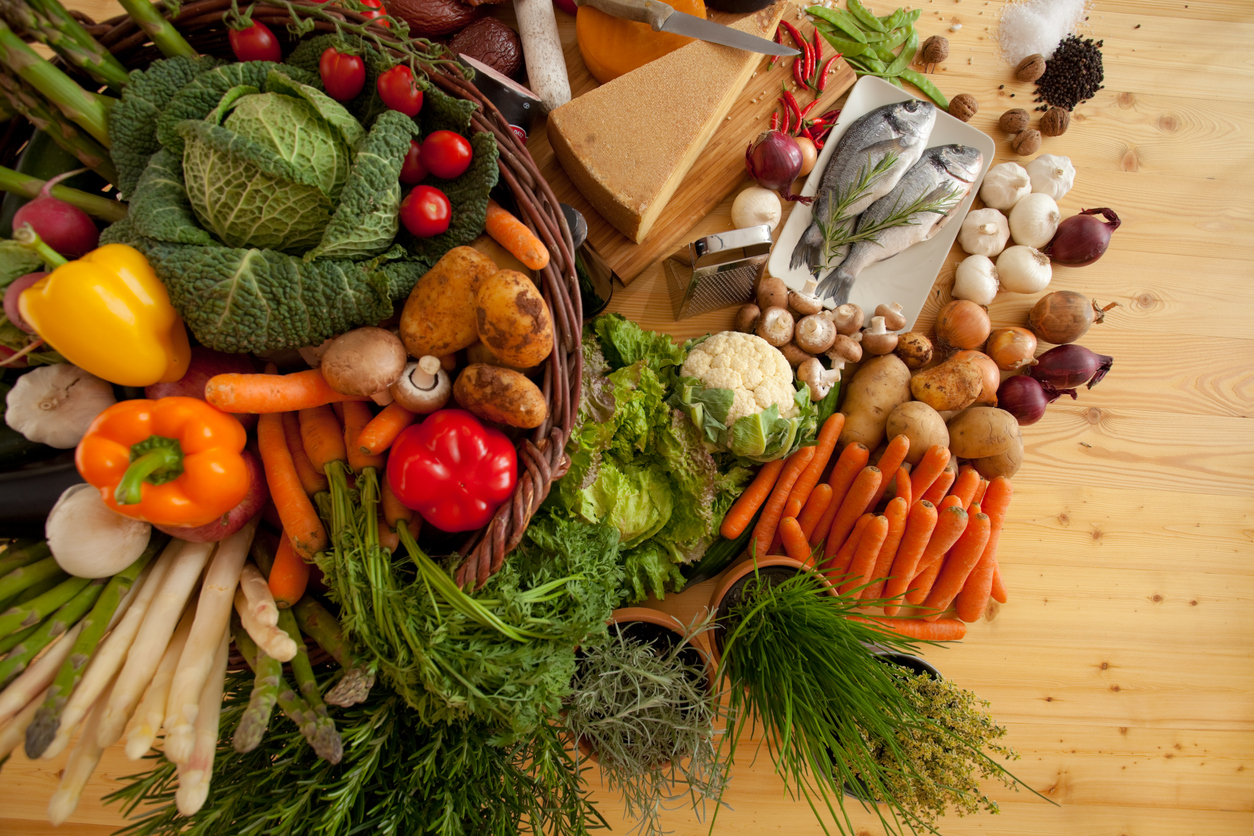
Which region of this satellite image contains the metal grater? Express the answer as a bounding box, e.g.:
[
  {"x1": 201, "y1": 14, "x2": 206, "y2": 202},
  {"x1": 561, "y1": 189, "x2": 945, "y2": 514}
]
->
[{"x1": 663, "y1": 224, "x2": 773, "y2": 320}]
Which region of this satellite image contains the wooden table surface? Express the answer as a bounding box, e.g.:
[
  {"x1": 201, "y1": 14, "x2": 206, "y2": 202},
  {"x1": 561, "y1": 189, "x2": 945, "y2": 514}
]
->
[{"x1": 3, "y1": 0, "x2": 1253, "y2": 834}]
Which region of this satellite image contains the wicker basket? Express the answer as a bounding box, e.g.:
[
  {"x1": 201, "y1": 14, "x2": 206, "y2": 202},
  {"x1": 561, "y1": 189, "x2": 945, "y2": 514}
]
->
[{"x1": 2, "y1": 0, "x2": 581, "y2": 588}]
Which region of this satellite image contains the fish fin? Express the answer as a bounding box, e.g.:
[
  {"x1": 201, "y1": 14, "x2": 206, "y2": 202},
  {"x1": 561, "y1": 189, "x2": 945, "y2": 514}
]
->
[
  {"x1": 790, "y1": 221, "x2": 824, "y2": 273},
  {"x1": 816, "y1": 267, "x2": 855, "y2": 305}
]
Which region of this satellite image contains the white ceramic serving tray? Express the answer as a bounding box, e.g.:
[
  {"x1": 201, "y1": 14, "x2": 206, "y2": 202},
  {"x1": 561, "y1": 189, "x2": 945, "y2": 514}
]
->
[{"x1": 767, "y1": 75, "x2": 996, "y2": 332}]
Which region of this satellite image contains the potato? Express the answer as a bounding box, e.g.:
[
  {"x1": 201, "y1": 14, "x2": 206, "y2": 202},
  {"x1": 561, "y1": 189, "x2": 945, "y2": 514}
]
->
[
  {"x1": 909, "y1": 356, "x2": 984, "y2": 412},
  {"x1": 475, "y1": 270, "x2": 554, "y2": 368},
  {"x1": 465, "y1": 341, "x2": 537, "y2": 375},
  {"x1": 401, "y1": 246, "x2": 498, "y2": 357},
  {"x1": 946, "y1": 406, "x2": 1020, "y2": 460},
  {"x1": 837, "y1": 354, "x2": 912, "y2": 452},
  {"x1": 972, "y1": 434, "x2": 1023, "y2": 479},
  {"x1": 454, "y1": 363, "x2": 547, "y2": 428},
  {"x1": 885, "y1": 401, "x2": 950, "y2": 466}
]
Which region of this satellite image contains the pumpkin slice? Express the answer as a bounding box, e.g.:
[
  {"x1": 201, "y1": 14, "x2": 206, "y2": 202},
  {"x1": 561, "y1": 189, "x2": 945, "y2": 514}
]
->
[{"x1": 575, "y1": 0, "x2": 706, "y2": 85}]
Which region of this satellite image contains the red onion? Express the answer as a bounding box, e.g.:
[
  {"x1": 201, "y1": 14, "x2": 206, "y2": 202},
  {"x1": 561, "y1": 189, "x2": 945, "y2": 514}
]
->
[
  {"x1": 997, "y1": 374, "x2": 1076, "y2": 425},
  {"x1": 745, "y1": 130, "x2": 804, "y2": 201},
  {"x1": 1044, "y1": 208, "x2": 1120, "y2": 266},
  {"x1": 4, "y1": 272, "x2": 45, "y2": 334},
  {"x1": 1030, "y1": 344, "x2": 1114, "y2": 390}
]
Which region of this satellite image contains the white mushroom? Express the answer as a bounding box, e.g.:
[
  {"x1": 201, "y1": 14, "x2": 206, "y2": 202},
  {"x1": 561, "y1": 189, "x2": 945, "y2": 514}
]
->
[
  {"x1": 794, "y1": 313, "x2": 837, "y2": 354},
  {"x1": 861, "y1": 316, "x2": 899, "y2": 355},
  {"x1": 755, "y1": 306, "x2": 795, "y2": 347},
  {"x1": 797, "y1": 357, "x2": 841, "y2": 401},
  {"x1": 829, "y1": 303, "x2": 864, "y2": 336},
  {"x1": 390, "y1": 356, "x2": 451, "y2": 414},
  {"x1": 825, "y1": 333, "x2": 862, "y2": 377},
  {"x1": 320, "y1": 328, "x2": 407, "y2": 400},
  {"x1": 5, "y1": 364, "x2": 115, "y2": 448},
  {"x1": 875, "y1": 302, "x2": 908, "y2": 332}
]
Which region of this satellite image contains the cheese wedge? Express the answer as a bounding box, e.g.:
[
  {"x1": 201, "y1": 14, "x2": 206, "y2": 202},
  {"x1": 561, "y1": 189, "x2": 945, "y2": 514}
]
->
[{"x1": 548, "y1": 2, "x2": 787, "y2": 243}]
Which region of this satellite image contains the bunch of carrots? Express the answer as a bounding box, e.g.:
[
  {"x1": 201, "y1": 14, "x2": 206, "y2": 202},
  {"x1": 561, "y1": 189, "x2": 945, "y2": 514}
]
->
[{"x1": 721, "y1": 414, "x2": 1012, "y2": 642}]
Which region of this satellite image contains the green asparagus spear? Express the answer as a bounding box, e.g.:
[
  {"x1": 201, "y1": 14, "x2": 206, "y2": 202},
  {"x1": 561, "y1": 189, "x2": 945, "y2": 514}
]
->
[
  {"x1": 112, "y1": 0, "x2": 196, "y2": 60},
  {"x1": 0, "y1": 0, "x2": 131, "y2": 91},
  {"x1": 0, "y1": 71, "x2": 118, "y2": 184},
  {"x1": 0, "y1": 566, "x2": 65, "y2": 615},
  {"x1": 0, "y1": 555, "x2": 63, "y2": 602},
  {"x1": 0, "y1": 578, "x2": 105, "y2": 688},
  {"x1": 0, "y1": 22, "x2": 112, "y2": 146},
  {"x1": 230, "y1": 618, "x2": 280, "y2": 753},
  {"x1": 276, "y1": 607, "x2": 342, "y2": 763},
  {"x1": 292, "y1": 596, "x2": 375, "y2": 707},
  {"x1": 0, "y1": 622, "x2": 38, "y2": 656},
  {"x1": 0, "y1": 164, "x2": 127, "y2": 222},
  {"x1": 0, "y1": 574, "x2": 90, "y2": 638},
  {"x1": 0, "y1": 540, "x2": 49, "y2": 577}
]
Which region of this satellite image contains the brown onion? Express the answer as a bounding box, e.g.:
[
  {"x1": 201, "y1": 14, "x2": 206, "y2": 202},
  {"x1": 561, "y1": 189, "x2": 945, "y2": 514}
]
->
[
  {"x1": 1027, "y1": 291, "x2": 1117, "y2": 345},
  {"x1": 935, "y1": 299, "x2": 991, "y2": 351},
  {"x1": 987, "y1": 327, "x2": 1038, "y2": 370},
  {"x1": 951, "y1": 350, "x2": 1001, "y2": 405}
]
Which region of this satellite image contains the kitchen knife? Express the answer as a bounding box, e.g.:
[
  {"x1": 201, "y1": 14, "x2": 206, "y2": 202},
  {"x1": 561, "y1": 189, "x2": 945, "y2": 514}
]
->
[{"x1": 574, "y1": 0, "x2": 800, "y2": 56}]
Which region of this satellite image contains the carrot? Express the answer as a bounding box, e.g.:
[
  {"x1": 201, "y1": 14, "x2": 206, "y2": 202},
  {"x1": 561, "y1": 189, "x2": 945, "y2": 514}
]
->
[
  {"x1": 787, "y1": 414, "x2": 845, "y2": 510},
  {"x1": 948, "y1": 465, "x2": 982, "y2": 509},
  {"x1": 955, "y1": 477, "x2": 1012, "y2": 622},
  {"x1": 342, "y1": 400, "x2": 386, "y2": 473},
  {"x1": 812, "y1": 443, "x2": 869, "y2": 546},
  {"x1": 779, "y1": 517, "x2": 811, "y2": 563},
  {"x1": 991, "y1": 563, "x2": 1009, "y2": 603},
  {"x1": 905, "y1": 555, "x2": 944, "y2": 608},
  {"x1": 920, "y1": 468, "x2": 956, "y2": 506},
  {"x1": 909, "y1": 444, "x2": 951, "y2": 502},
  {"x1": 883, "y1": 500, "x2": 938, "y2": 616},
  {"x1": 937, "y1": 493, "x2": 963, "y2": 513},
  {"x1": 380, "y1": 477, "x2": 422, "y2": 542},
  {"x1": 921, "y1": 510, "x2": 991, "y2": 620},
  {"x1": 969, "y1": 477, "x2": 988, "y2": 509},
  {"x1": 861, "y1": 496, "x2": 908, "y2": 601},
  {"x1": 821, "y1": 512, "x2": 871, "y2": 581},
  {"x1": 257, "y1": 413, "x2": 327, "y2": 561},
  {"x1": 912, "y1": 504, "x2": 970, "y2": 579},
  {"x1": 751, "y1": 447, "x2": 815, "y2": 560},
  {"x1": 299, "y1": 405, "x2": 347, "y2": 473},
  {"x1": 486, "y1": 198, "x2": 550, "y2": 271},
  {"x1": 822, "y1": 466, "x2": 882, "y2": 560},
  {"x1": 796, "y1": 483, "x2": 833, "y2": 542},
  {"x1": 892, "y1": 465, "x2": 912, "y2": 508},
  {"x1": 357, "y1": 402, "x2": 416, "y2": 456},
  {"x1": 378, "y1": 517, "x2": 400, "y2": 553},
  {"x1": 205, "y1": 370, "x2": 370, "y2": 414},
  {"x1": 281, "y1": 411, "x2": 328, "y2": 497},
  {"x1": 838, "y1": 514, "x2": 889, "y2": 597},
  {"x1": 771, "y1": 496, "x2": 805, "y2": 553},
  {"x1": 867, "y1": 434, "x2": 910, "y2": 509},
  {"x1": 268, "y1": 534, "x2": 310, "y2": 608},
  {"x1": 852, "y1": 615, "x2": 967, "y2": 642},
  {"x1": 721, "y1": 458, "x2": 785, "y2": 539}
]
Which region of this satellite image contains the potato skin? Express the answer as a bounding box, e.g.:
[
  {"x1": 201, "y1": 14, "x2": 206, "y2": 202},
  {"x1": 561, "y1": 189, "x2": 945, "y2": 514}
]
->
[
  {"x1": 401, "y1": 246, "x2": 499, "y2": 357},
  {"x1": 910, "y1": 357, "x2": 984, "y2": 412},
  {"x1": 838, "y1": 354, "x2": 912, "y2": 452},
  {"x1": 885, "y1": 401, "x2": 950, "y2": 465},
  {"x1": 947, "y1": 406, "x2": 1020, "y2": 460},
  {"x1": 475, "y1": 270, "x2": 554, "y2": 368},
  {"x1": 972, "y1": 435, "x2": 1023, "y2": 479},
  {"x1": 454, "y1": 363, "x2": 548, "y2": 428}
]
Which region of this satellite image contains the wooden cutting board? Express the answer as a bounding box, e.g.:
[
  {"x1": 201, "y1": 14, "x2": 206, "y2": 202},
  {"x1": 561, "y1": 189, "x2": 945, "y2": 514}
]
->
[{"x1": 525, "y1": 2, "x2": 855, "y2": 284}]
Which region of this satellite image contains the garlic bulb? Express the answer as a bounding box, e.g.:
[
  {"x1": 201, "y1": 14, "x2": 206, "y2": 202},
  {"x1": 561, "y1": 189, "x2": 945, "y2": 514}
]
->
[
  {"x1": 5, "y1": 364, "x2": 116, "y2": 448},
  {"x1": 1026, "y1": 154, "x2": 1076, "y2": 201},
  {"x1": 731, "y1": 186, "x2": 782, "y2": 230},
  {"x1": 997, "y1": 245, "x2": 1052, "y2": 293},
  {"x1": 958, "y1": 208, "x2": 1010, "y2": 257},
  {"x1": 978, "y1": 162, "x2": 1032, "y2": 211},
  {"x1": 1009, "y1": 192, "x2": 1062, "y2": 248},
  {"x1": 952, "y1": 255, "x2": 1000, "y2": 305}
]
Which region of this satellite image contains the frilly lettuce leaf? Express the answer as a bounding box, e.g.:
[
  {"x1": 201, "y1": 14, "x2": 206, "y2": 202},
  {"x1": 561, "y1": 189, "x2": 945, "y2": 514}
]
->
[
  {"x1": 594, "y1": 313, "x2": 686, "y2": 371},
  {"x1": 672, "y1": 376, "x2": 818, "y2": 464}
]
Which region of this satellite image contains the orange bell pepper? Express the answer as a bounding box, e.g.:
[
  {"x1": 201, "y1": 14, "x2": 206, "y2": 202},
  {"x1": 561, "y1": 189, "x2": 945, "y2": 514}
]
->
[{"x1": 75, "y1": 397, "x2": 250, "y2": 528}]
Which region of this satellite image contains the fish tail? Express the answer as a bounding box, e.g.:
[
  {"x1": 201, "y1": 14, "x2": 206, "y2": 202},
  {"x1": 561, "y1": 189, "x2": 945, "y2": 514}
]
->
[
  {"x1": 789, "y1": 221, "x2": 824, "y2": 273},
  {"x1": 816, "y1": 267, "x2": 856, "y2": 305}
]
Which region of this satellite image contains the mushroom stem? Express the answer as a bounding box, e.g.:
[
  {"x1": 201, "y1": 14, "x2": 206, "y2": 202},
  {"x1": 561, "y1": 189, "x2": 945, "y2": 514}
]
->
[{"x1": 413, "y1": 356, "x2": 442, "y2": 389}]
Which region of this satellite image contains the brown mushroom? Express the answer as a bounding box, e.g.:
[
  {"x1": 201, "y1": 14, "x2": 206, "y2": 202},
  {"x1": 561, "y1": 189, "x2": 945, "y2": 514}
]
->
[
  {"x1": 793, "y1": 313, "x2": 837, "y2": 354},
  {"x1": 874, "y1": 302, "x2": 907, "y2": 332},
  {"x1": 860, "y1": 316, "x2": 899, "y2": 355},
  {"x1": 320, "y1": 327, "x2": 408, "y2": 398},
  {"x1": 756, "y1": 306, "x2": 795, "y2": 347},
  {"x1": 389, "y1": 356, "x2": 452, "y2": 414},
  {"x1": 778, "y1": 342, "x2": 815, "y2": 368},
  {"x1": 734, "y1": 303, "x2": 761, "y2": 334},
  {"x1": 788, "y1": 278, "x2": 824, "y2": 317},
  {"x1": 797, "y1": 357, "x2": 841, "y2": 401},
  {"x1": 830, "y1": 303, "x2": 864, "y2": 336},
  {"x1": 756, "y1": 275, "x2": 789, "y2": 311},
  {"x1": 824, "y1": 333, "x2": 862, "y2": 377}
]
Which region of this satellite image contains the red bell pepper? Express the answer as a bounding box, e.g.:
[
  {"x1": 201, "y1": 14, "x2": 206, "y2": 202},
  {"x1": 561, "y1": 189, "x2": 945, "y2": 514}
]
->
[{"x1": 386, "y1": 410, "x2": 517, "y2": 533}]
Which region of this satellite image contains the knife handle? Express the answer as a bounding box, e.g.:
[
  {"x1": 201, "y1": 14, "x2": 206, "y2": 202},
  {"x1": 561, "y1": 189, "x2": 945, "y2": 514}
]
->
[{"x1": 576, "y1": 0, "x2": 674, "y2": 31}]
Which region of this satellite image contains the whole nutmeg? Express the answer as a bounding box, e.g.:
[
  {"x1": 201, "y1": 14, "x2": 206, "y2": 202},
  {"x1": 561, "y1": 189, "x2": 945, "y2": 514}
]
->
[
  {"x1": 1011, "y1": 128, "x2": 1042, "y2": 156},
  {"x1": 1040, "y1": 106, "x2": 1070, "y2": 137},
  {"x1": 999, "y1": 108, "x2": 1030, "y2": 133},
  {"x1": 920, "y1": 35, "x2": 949, "y2": 69},
  {"x1": 1015, "y1": 53, "x2": 1046, "y2": 83},
  {"x1": 948, "y1": 93, "x2": 979, "y2": 122}
]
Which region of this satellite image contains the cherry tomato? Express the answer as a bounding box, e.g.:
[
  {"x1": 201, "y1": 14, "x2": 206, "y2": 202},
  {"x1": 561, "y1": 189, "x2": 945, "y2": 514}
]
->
[
  {"x1": 420, "y1": 130, "x2": 473, "y2": 180},
  {"x1": 359, "y1": 0, "x2": 390, "y2": 26},
  {"x1": 377, "y1": 65, "x2": 423, "y2": 117},
  {"x1": 319, "y1": 47, "x2": 366, "y2": 102},
  {"x1": 400, "y1": 185, "x2": 451, "y2": 237},
  {"x1": 400, "y1": 139, "x2": 428, "y2": 185},
  {"x1": 228, "y1": 21, "x2": 282, "y2": 63}
]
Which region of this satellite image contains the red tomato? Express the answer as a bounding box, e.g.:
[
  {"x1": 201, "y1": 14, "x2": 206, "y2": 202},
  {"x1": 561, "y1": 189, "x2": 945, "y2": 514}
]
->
[
  {"x1": 400, "y1": 139, "x2": 428, "y2": 185},
  {"x1": 420, "y1": 130, "x2": 473, "y2": 180},
  {"x1": 400, "y1": 185, "x2": 451, "y2": 237},
  {"x1": 228, "y1": 21, "x2": 282, "y2": 63},
  {"x1": 359, "y1": 0, "x2": 390, "y2": 26},
  {"x1": 319, "y1": 47, "x2": 366, "y2": 102},
  {"x1": 377, "y1": 65, "x2": 423, "y2": 117}
]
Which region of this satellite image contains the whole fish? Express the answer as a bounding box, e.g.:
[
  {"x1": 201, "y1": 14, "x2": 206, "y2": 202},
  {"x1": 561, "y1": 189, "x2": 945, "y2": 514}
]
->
[
  {"x1": 790, "y1": 99, "x2": 936, "y2": 275},
  {"x1": 816, "y1": 144, "x2": 984, "y2": 304}
]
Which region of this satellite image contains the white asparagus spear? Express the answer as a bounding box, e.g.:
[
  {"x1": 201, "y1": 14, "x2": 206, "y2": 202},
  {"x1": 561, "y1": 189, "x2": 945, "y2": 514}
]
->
[
  {"x1": 175, "y1": 627, "x2": 229, "y2": 817},
  {"x1": 95, "y1": 539, "x2": 214, "y2": 749},
  {"x1": 234, "y1": 587, "x2": 296, "y2": 662},
  {"x1": 163, "y1": 520, "x2": 257, "y2": 764},
  {"x1": 0, "y1": 621, "x2": 84, "y2": 727},
  {"x1": 238, "y1": 562, "x2": 278, "y2": 628},
  {"x1": 0, "y1": 686, "x2": 48, "y2": 762},
  {"x1": 47, "y1": 671, "x2": 119, "y2": 825},
  {"x1": 39, "y1": 548, "x2": 175, "y2": 759},
  {"x1": 125, "y1": 601, "x2": 196, "y2": 760}
]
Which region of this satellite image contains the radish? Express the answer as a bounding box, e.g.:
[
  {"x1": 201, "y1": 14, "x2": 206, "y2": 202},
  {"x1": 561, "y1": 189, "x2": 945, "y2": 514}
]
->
[
  {"x1": 153, "y1": 448, "x2": 269, "y2": 543},
  {"x1": 11, "y1": 170, "x2": 100, "y2": 259},
  {"x1": 5, "y1": 272, "x2": 45, "y2": 335}
]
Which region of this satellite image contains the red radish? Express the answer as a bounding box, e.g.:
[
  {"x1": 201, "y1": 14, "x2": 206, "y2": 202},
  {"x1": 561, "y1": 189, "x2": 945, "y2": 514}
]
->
[
  {"x1": 11, "y1": 170, "x2": 100, "y2": 259},
  {"x1": 145, "y1": 345, "x2": 260, "y2": 429},
  {"x1": 5, "y1": 271, "x2": 46, "y2": 334},
  {"x1": 154, "y1": 448, "x2": 269, "y2": 542}
]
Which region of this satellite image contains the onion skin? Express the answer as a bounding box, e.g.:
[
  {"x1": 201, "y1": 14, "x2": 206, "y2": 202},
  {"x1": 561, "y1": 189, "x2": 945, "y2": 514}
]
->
[
  {"x1": 935, "y1": 299, "x2": 991, "y2": 351},
  {"x1": 1045, "y1": 208, "x2": 1120, "y2": 266},
  {"x1": 1028, "y1": 291, "x2": 1112, "y2": 345},
  {"x1": 987, "y1": 327, "x2": 1038, "y2": 370},
  {"x1": 1030, "y1": 344, "x2": 1114, "y2": 390},
  {"x1": 745, "y1": 130, "x2": 804, "y2": 200},
  {"x1": 997, "y1": 375, "x2": 1075, "y2": 425}
]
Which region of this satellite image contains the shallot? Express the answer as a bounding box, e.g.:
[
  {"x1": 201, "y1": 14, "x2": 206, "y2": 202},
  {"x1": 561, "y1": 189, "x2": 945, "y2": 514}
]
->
[
  {"x1": 997, "y1": 374, "x2": 1076, "y2": 425},
  {"x1": 1031, "y1": 344, "x2": 1114, "y2": 389},
  {"x1": 745, "y1": 130, "x2": 804, "y2": 200},
  {"x1": 1045, "y1": 208, "x2": 1121, "y2": 266},
  {"x1": 1028, "y1": 291, "x2": 1117, "y2": 345}
]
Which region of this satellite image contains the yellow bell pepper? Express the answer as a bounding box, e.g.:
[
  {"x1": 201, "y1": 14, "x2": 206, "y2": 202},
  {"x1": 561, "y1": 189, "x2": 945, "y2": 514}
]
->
[{"x1": 18, "y1": 243, "x2": 191, "y2": 387}]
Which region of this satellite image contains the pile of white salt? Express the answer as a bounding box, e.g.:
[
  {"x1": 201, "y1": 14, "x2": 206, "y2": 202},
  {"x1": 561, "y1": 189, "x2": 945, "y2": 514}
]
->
[{"x1": 996, "y1": 0, "x2": 1090, "y2": 66}]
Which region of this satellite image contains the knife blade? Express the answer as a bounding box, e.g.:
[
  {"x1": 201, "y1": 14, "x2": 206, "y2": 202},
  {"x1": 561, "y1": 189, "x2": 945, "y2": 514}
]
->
[{"x1": 576, "y1": 0, "x2": 799, "y2": 56}]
